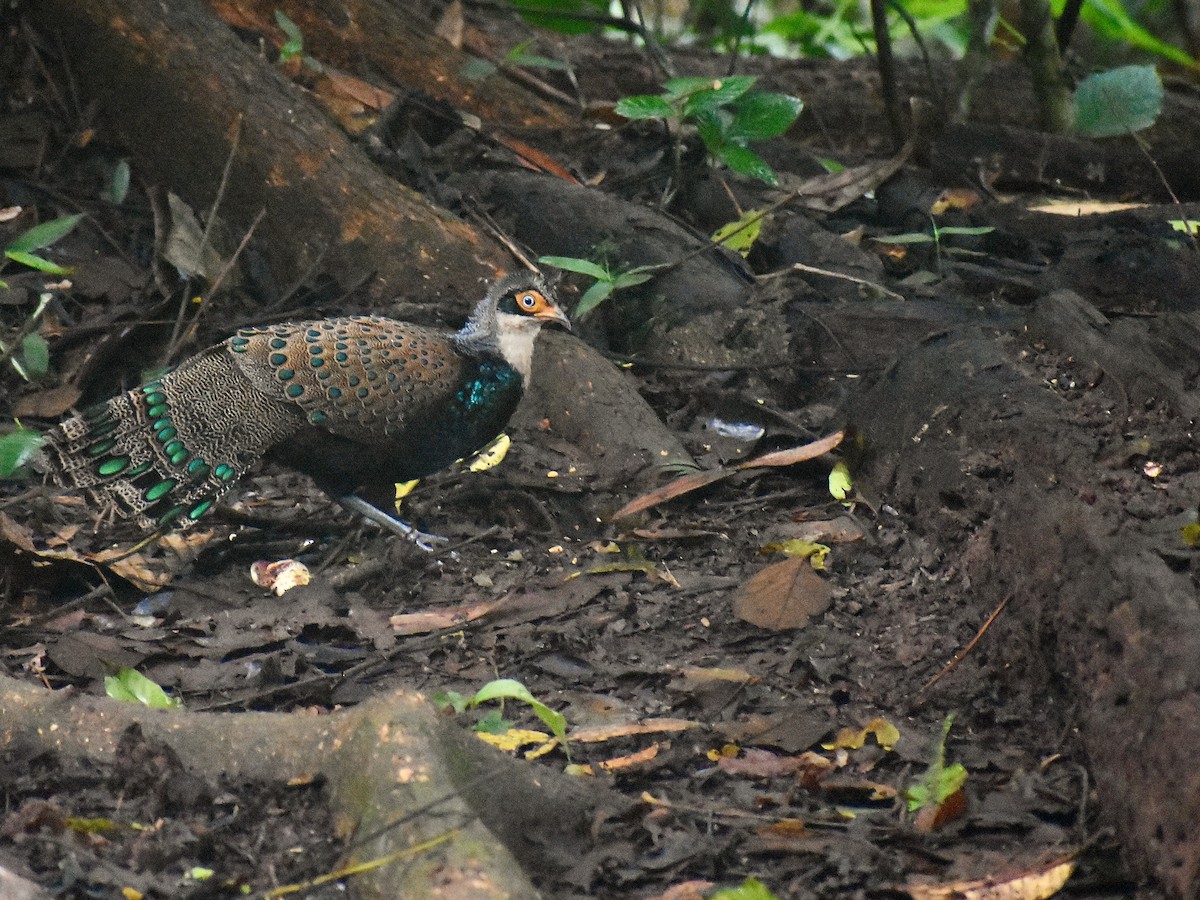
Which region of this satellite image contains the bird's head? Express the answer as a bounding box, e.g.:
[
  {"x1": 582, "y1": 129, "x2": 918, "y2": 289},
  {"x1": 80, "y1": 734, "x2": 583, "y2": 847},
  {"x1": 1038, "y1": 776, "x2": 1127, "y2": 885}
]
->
[
  {"x1": 491, "y1": 272, "x2": 571, "y2": 331},
  {"x1": 457, "y1": 272, "x2": 571, "y2": 383}
]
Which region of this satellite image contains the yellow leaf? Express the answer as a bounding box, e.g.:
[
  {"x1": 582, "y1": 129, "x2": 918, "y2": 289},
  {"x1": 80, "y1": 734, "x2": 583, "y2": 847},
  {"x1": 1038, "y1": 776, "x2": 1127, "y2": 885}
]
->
[
  {"x1": 829, "y1": 460, "x2": 853, "y2": 500},
  {"x1": 475, "y1": 728, "x2": 549, "y2": 752},
  {"x1": 468, "y1": 433, "x2": 511, "y2": 472},
  {"x1": 712, "y1": 209, "x2": 766, "y2": 257},
  {"x1": 824, "y1": 716, "x2": 900, "y2": 751}
]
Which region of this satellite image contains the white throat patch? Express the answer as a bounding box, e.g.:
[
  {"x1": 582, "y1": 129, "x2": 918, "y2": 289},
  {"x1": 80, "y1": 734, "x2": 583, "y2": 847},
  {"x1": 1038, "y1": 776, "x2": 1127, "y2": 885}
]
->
[{"x1": 494, "y1": 312, "x2": 542, "y2": 386}]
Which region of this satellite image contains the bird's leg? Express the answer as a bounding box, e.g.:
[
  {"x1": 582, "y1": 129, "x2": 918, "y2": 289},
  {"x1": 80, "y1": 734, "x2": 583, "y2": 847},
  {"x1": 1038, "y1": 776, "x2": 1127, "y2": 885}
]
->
[{"x1": 337, "y1": 494, "x2": 449, "y2": 552}]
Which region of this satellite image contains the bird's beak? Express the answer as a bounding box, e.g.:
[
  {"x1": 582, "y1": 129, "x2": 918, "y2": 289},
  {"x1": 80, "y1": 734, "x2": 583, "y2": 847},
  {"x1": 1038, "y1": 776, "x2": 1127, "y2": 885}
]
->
[{"x1": 537, "y1": 305, "x2": 573, "y2": 332}]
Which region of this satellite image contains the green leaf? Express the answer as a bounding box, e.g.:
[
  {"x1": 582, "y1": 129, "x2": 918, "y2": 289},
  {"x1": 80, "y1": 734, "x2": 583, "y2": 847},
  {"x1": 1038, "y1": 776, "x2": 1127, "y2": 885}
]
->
[
  {"x1": 433, "y1": 690, "x2": 469, "y2": 714},
  {"x1": 712, "y1": 143, "x2": 778, "y2": 185},
  {"x1": 670, "y1": 75, "x2": 756, "y2": 115},
  {"x1": 275, "y1": 10, "x2": 304, "y2": 61},
  {"x1": 663, "y1": 76, "x2": 730, "y2": 101},
  {"x1": 874, "y1": 232, "x2": 937, "y2": 245},
  {"x1": 3, "y1": 250, "x2": 72, "y2": 275},
  {"x1": 19, "y1": 333, "x2": 49, "y2": 380},
  {"x1": 694, "y1": 109, "x2": 731, "y2": 151},
  {"x1": 0, "y1": 428, "x2": 44, "y2": 477},
  {"x1": 934, "y1": 226, "x2": 995, "y2": 236},
  {"x1": 505, "y1": 41, "x2": 570, "y2": 71},
  {"x1": 573, "y1": 279, "x2": 614, "y2": 318},
  {"x1": 104, "y1": 668, "x2": 181, "y2": 709},
  {"x1": 612, "y1": 269, "x2": 654, "y2": 289},
  {"x1": 613, "y1": 94, "x2": 677, "y2": 121},
  {"x1": 1079, "y1": 0, "x2": 1197, "y2": 68},
  {"x1": 509, "y1": 0, "x2": 610, "y2": 35},
  {"x1": 470, "y1": 678, "x2": 568, "y2": 744},
  {"x1": 5, "y1": 214, "x2": 83, "y2": 254},
  {"x1": 106, "y1": 160, "x2": 131, "y2": 205},
  {"x1": 710, "y1": 877, "x2": 780, "y2": 900},
  {"x1": 727, "y1": 92, "x2": 803, "y2": 141},
  {"x1": 475, "y1": 708, "x2": 510, "y2": 734},
  {"x1": 538, "y1": 255, "x2": 611, "y2": 280},
  {"x1": 1073, "y1": 65, "x2": 1163, "y2": 138}
]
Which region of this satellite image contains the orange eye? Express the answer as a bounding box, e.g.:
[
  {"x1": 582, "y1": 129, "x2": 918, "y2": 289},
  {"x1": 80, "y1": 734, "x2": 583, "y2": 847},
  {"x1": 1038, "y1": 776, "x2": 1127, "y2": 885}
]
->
[{"x1": 516, "y1": 291, "x2": 543, "y2": 310}]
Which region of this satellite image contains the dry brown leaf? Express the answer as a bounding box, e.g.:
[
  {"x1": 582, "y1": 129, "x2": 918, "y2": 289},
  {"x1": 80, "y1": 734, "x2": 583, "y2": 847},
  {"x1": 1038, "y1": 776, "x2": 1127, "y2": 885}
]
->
[
  {"x1": 317, "y1": 70, "x2": 393, "y2": 111},
  {"x1": 613, "y1": 430, "x2": 845, "y2": 521},
  {"x1": 753, "y1": 818, "x2": 811, "y2": 852},
  {"x1": 905, "y1": 858, "x2": 1075, "y2": 900},
  {"x1": 389, "y1": 596, "x2": 507, "y2": 634},
  {"x1": 434, "y1": 0, "x2": 464, "y2": 47},
  {"x1": 914, "y1": 787, "x2": 968, "y2": 833},
  {"x1": 733, "y1": 557, "x2": 832, "y2": 630},
  {"x1": 570, "y1": 718, "x2": 700, "y2": 743},
  {"x1": 9, "y1": 383, "x2": 81, "y2": 418},
  {"x1": 795, "y1": 144, "x2": 912, "y2": 214},
  {"x1": 717, "y1": 748, "x2": 833, "y2": 781},
  {"x1": 668, "y1": 666, "x2": 756, "y2": 688},
  {"x1": 490, "y1": 132, "x2": 580, "y2": 183},
  {"x1": 598, "y1": 743, "x2": 660, "y2": 771}
]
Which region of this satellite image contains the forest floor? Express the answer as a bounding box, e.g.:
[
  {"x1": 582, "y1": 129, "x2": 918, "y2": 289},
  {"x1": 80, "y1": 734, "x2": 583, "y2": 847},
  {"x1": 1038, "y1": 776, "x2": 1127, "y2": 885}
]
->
[{"x1": 0, "y1": 2, "x2": 1194, "y2": 898}]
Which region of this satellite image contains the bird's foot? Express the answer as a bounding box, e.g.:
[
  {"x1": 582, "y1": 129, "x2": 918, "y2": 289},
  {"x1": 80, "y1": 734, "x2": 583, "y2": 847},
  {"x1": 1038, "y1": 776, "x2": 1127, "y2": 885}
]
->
[{"x1": 337, "y1": 494, "x2": 452, "y2": 554}]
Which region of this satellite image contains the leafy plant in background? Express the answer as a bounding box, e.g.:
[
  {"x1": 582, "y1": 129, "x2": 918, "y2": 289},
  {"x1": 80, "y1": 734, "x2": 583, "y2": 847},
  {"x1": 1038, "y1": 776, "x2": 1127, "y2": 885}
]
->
[
  {"x1": 0, "y1": 213, "x2": 81, "y2": 384},
  {"x1": 614, "y1": 75, "x2": 802, "y2": 187},
  {"x1": 1072, "y1": 64, "x2": 1163, "y2": 137},
  {"x1": 0, "y1": 425, "x2": 42, "y2": 478},
  {"x1": 1, "y1": 213, "x2": 81, "y2": 285}
]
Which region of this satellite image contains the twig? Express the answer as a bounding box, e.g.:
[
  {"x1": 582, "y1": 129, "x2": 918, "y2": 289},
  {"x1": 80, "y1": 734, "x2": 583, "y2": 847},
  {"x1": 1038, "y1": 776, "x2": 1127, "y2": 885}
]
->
[
  {"x1": 164, "y1": 114, "x2": 243, "y2": 363},
  {"x1": 921, "y1": 594, "x2": 1010, "y2": 691},
  {"x1": 761, "y1": 261, "x2": 906, "y2": 302}
]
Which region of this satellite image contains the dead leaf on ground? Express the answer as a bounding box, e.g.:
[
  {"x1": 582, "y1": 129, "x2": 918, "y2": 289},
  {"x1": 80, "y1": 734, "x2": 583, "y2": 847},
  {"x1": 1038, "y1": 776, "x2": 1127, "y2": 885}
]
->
[
  {"x1": 667, "y1": 666, "x2": 757, "y2": 691},
  {"x1": 9, "y1": 382, "x2": 81, "y2": 418},
  {"x1": 733, "y1": 556, "x2": 832, "y2": 630},
  {"x1": 905, "y1": 857, "x2": 1075, "y2": 900},
  {"x1": 570, "y1": 718, "x2": 700, "y2": 743},
  {"x1": 752, "y1": 818, "x2": 812, "y2": 852},
  {"x1": 717, "y1": 748, "x2": 834, "y2": 782},
  {"x1": 598, "y1": 742, "x2": 661, "y2": 771},
  {"x1": 914, "y1": 787, "x2": 968, "y2": 833},
  {"x1": 612, "y1": 430, "x2": 844, "y2": 521}
]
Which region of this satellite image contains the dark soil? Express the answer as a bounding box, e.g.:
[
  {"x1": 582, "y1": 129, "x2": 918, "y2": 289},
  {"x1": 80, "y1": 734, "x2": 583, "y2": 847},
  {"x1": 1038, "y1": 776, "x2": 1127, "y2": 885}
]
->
[{"x1": 1, "y1": 2, "x2": 1194, "y2": 898}]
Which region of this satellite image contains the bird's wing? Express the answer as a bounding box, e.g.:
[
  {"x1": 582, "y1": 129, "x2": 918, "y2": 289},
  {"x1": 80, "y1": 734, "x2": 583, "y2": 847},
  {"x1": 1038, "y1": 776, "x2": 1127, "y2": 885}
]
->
[{"x1": 226, "y1": 316, "x2": 464, "y2": 444}]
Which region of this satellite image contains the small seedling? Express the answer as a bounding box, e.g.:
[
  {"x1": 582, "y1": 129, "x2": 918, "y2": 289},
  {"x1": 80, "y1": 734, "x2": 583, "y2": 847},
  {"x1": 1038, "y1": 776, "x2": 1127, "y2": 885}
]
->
[
  {"x1": 275, "y1": 10, "x2": 304, "y2": 63},
  {"x1": 873, "y1": 222, "x2": 994, "y2": 274},
  {"x1": 437, "y1": 677, "x2": 569, "y2": 751},
  {"x1": 904, "y1": 713, "x2": 967, "y2": 815},
  {"x1": 539, "y1": 254, "x2": 661, "y2": 318}
]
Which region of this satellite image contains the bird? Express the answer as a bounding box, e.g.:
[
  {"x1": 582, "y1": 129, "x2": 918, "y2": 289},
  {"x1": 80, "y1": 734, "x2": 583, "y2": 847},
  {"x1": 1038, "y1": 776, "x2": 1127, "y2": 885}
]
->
[{"x1": 33, "y1": 271, "x2": 570, "y2": 549}]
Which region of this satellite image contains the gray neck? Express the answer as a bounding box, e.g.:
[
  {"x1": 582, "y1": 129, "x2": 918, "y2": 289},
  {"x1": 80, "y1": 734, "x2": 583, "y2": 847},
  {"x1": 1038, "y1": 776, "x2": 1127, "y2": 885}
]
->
[{"x1": 454, "y1": 299, "x2": 539, "y2": 386}]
